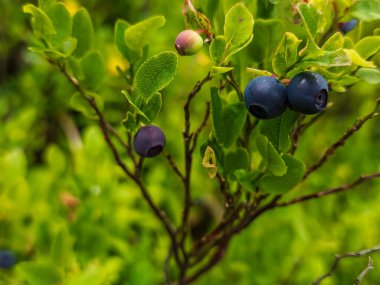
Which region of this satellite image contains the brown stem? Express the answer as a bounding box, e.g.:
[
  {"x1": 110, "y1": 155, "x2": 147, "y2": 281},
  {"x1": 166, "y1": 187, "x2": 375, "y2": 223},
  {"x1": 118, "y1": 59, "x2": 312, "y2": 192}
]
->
[
  {"x1": 303, "y1": 99, "x2": 379, "y2": 180},
  {"x1": 185, "y1": 243, "x2": 228, "y2": 284},
  {"x1": 289, "y1": 114, "x2": 306, "y2": 155},
  {"x1": 164, "y1": 151, "x2": 185, "y2": 181},
  {"x1": 354, "y1": 257, "x2": 374, "y2": 285},
  {"x1": 53, "y1": 61, "x2": 182, "y2": 267},
  {"x1": 181, "y1": 73, "x2": 212, "y2": 232},
  {"x1": 313, "y1": 245, "x2": 380, "y2": 285},
  {"x1": 277, "y1": 172, "x2": 380, "y2": 208}
]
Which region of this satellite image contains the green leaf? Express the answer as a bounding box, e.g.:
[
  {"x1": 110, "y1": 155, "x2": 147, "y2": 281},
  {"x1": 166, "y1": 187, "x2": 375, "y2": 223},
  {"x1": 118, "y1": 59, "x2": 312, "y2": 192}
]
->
[
  {"x1": 356, "y1": 68, "x2": 380, "y2": 84},
  {"x1": 297, "y1": 4, "x2": 320, "y2": 53},
  {"x1": 23, "y1": 4, "x2": 56, "y2": 41},
  {"x1": 272, "y1": 32, "x2": 301, "y2": 76},
  {"x1": 80, "y1": 51, "x2": 106, "y2": 91},
  {"x1": 321, "y1": 32, "x2": 344, "y2": 51},
  {"x1": 121, "y1": 90, "x2": 149, "y2": 121},
  {"x1": 221, "y1": 103, "x2": 247, "y2": 147},
  {"x1": 209, "y1": 36, "x2": 227, "y2": 65},
  {"x1": 354, "y1": 36, "x2": 380, "y2": 59},
  {"x1": 211, "y1": 88, "x2": 247, "y2": 148},
  {"x1": 72, "y1": 8, "x2": 94, "y2": 57},
  {"x1": 249, "y1": 19, "x2": 284, "y2": 68},
  {"x1": 122, "y1": 112, "x2": 139, "y2": 133},
  {"x1": 38, "y1": 0, "x2": 57, "y2": 10},
  {"x1": 134, "y1": 51, "x2": 178, "y2": 99},
  {"x1": 60, "y1": 37, "x2": 78, "y2": 56},
  {"x1": 297, "y1": 3, "x2": 320, "y2": 37},
  {"x1": 124, "y1": 16, "x2": 166, "y2": 52},
  {"x1": 211, "y1": 66, "x2": 234, "y2": 75},
  {"x1": 259, "y1": 154, "x2": 305, "y2": 194},
  {"x1": 256, "y1": 135, "x2": 287, "y2": 176},
  {"x1": 141, "y1": 93, "x2": 162, "y2": 122},
  {"x1": 225, "y1": 34, "x2": 253, "y2": 59},
  {"x1": 50, "y1": 227, "x2": 74, "y2": 268},
  {"x1": 45, "y1": 3, "x2": 72, "y2": 42},
  {"x1": 224, "y1": 148, "x2": 249, "y2": 178},
  {"x1": 68, "y1": 57, "x2": 84, "y2": 80},
  {"x1": 17, "y1": 262, "x2": 62, "y2": 285},
  {"x1": 224, "y1": 3, "x2": 254, "y2": 50},
  {"x1": 114, "y1": 19, "x2": 139, "y2": 63},
  {"x1": 234, "y1": 169, "x2": 262, "y2": 191},
  {"x1": 259, "y1": 109, "x2": 299, "y2": 153},
  {"x1": 210, "y1": 87, "x2": 223, "y2": 140},
  {"x1": 350, "y1": 0, "x2": 380, "y2": 21},
  {"x1": 344, "y1": 49, "x2": 376, "y2": 68}
]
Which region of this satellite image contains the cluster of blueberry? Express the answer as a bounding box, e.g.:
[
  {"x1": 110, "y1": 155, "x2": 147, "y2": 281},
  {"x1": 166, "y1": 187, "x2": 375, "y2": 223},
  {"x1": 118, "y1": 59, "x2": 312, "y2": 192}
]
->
[
  {"x1": 244, "y1": 72, "x2": 329, "y2": 119},
  {"x1": 0, "y1": 250, "x2": 16, "y2": 269}
]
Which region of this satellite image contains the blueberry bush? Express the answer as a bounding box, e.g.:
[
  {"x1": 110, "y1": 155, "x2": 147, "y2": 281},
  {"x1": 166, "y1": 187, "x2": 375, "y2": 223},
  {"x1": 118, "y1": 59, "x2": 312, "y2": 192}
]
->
[{"x1": 1, "y1": 0, "x2": 380, "y2": 284}]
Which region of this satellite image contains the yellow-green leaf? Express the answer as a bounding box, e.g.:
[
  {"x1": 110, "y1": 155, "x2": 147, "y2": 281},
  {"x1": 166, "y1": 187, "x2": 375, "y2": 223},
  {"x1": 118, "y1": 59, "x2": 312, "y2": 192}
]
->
[
  {"x1": 344, "y1": 49, "x2": 376, "y2": 68},
  {"x1": 354, "y1": 36, "x2": 380, "y2": 59}
]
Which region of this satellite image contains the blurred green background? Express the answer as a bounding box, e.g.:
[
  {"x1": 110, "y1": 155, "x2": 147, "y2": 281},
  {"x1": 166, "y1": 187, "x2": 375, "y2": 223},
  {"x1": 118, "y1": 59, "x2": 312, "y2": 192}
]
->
[{"x1": 1, "y1": 0, "x2": 380, "y2": 284}]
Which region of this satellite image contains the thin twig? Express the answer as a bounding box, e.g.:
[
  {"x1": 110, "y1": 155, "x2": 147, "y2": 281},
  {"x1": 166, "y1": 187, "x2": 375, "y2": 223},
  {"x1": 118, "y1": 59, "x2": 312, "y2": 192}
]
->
[
  {"x1": 303, "y1": 99, "x2": 380, "y2": 180},
  {"x1": 277, "y1": 172, "x2": 380, "y2": 208},
  {"x1": 354, "y1": 257, "x2": 374, "y2": 285},
  {"x1": 164, "y1": 151, "x2": 185, "y2": 181},
  {"x1": 185, "y1": 242, "x2": 228, "y2": 284},
  {"x1": 289, "y1": 114, "x2": 306, "y2": 155},
  {"x1": 178, "y1": 72, "x2": 213, "y2": 283},
  {"x1": 105, "y1": 122, "x2": 139, "y2": 166},
  {"x1": 313, "y1": 245, "x2": 380, "y2": 285},
  {"x1": 181, "y1": 73, "x2": 212, "y2": 233},
  {"x1": 216, "y1": 173, "x2": 234, "y2": 208},
  {"x1": 53, "y1": 61, "x2": 182, "y2": 267}
]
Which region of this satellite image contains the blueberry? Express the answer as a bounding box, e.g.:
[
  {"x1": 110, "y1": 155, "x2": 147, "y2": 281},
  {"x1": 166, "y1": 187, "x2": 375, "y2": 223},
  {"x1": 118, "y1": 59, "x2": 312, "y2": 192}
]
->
[
  {"x1": 287, "y1": 71, "x2": 328, "y2": 114},
  {"x1": 133, "y1": 125, "x2": 166, "y2": 158},
  {"x1": 175, "y1": 30, "x2": 203, "y2": 56},
  {"x1": 338, "y1": 19, "x2": 358, "y2": 34},
  {"x1": 244, "y1": 76, "x2": 287, "y2": 119},
  {"x1": 0, "y1": 250, "x2": 16, "y2": 269}
]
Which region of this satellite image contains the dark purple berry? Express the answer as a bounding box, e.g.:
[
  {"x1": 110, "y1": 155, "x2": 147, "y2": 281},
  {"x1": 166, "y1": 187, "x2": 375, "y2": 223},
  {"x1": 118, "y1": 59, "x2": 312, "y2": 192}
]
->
[
  {"x1": 244, "y1": 76, "x2": 287, "y2": 119},
  {"x1": 133, "y1": 125, "x2": 166, "y2": 158},
  {"x1": 338, "y1": 19, "x2": 358, "y2": 34},
  {"x1": 175, "y1": 30, "x2": 203, "y2": 56},
  {"x1": 287, "y1": 71, "x2": 328, "y2": 114},
  {"x1": 0, "y1": 250, "x2": 16, "y2": 269}
]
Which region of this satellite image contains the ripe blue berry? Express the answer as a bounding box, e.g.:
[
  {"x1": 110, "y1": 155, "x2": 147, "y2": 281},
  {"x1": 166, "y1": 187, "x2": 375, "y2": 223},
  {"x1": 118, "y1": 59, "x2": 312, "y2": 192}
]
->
[
  {"x1": 0, "y1": 250, "x2": 16, "y2": 269},
  {"x1": 133, "y1": 125, "x2": 166, "y2": 158},
  {"x1": 175, "y1": 30, "x2": 203, "y2": 56},
  {"x1": 287, "y1": 71, "x2": 328, "y2": 114},
  {"x1": 338, "y1": 19, "x2": 358, "y2": 34},
  {"x1": 244, "y1": 76, "x2": 287, "y2": 119}
]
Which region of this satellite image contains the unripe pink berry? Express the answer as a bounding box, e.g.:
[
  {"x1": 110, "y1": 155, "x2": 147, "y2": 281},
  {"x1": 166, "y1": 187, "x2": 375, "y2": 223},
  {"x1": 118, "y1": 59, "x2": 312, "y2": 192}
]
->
[{"x1": 175, "y1": 30, "x2": 203, "y2": 56}]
